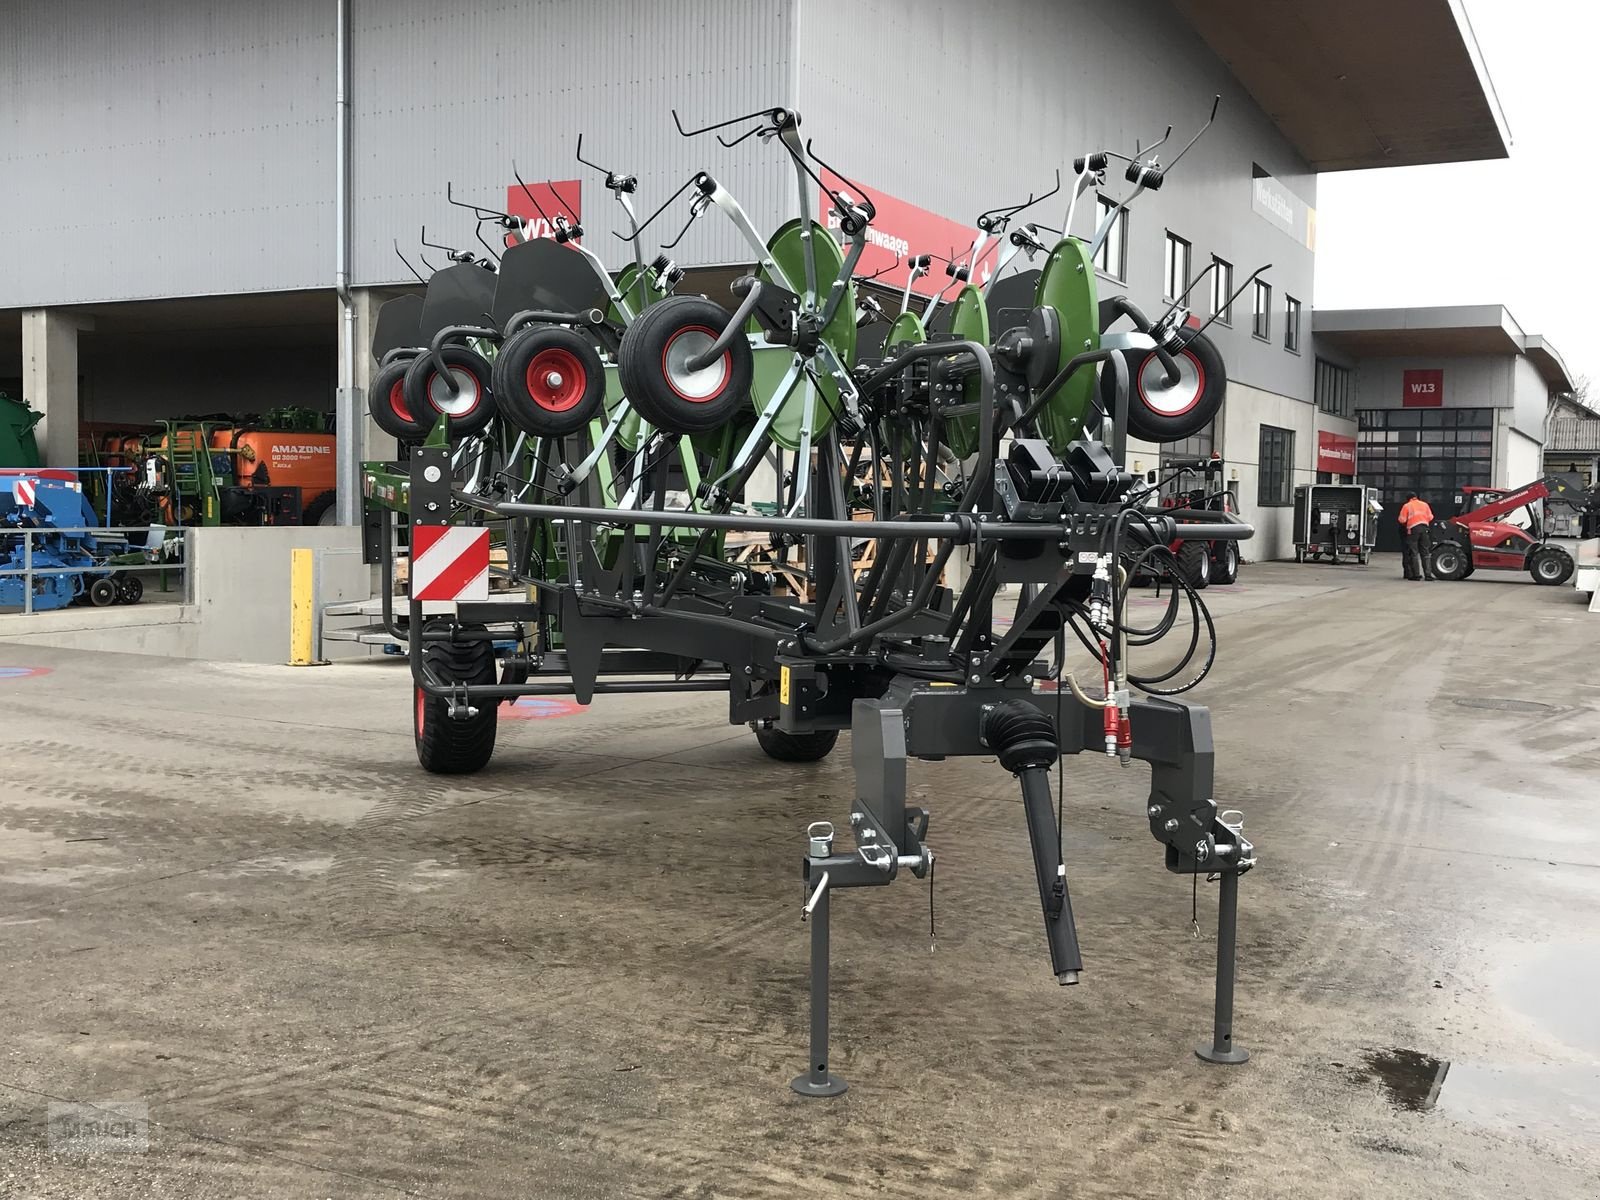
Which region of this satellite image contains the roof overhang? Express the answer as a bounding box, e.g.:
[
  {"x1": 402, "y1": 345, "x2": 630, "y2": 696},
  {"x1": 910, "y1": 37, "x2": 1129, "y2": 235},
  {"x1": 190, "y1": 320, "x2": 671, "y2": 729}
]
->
[
  {"x1": 1171, "y1": 0, "x2": 1511, "y2": 170},
  {"x1": 1314, "y1": 306, "x2": 1575, "y2": 393}
]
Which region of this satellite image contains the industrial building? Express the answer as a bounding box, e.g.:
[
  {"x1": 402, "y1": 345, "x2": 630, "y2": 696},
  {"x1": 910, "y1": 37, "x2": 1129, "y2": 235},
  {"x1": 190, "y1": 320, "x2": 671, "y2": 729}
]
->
[
  {"x1": 7, "y1": 5, "x2": 1600, "y2": 1197},
  {"x1": 2, "y1": 0, "x2": 1518, "y2": 570}
]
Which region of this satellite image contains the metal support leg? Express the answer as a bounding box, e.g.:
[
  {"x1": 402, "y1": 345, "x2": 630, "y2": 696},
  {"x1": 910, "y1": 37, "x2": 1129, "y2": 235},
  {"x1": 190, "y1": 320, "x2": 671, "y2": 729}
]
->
[
  {"x1": 791, "y1": 874, "x2": 848, "y2": 1098},
  {"x1": 1195, "y1": 868, "x2": 1249, "y2": 1065}
]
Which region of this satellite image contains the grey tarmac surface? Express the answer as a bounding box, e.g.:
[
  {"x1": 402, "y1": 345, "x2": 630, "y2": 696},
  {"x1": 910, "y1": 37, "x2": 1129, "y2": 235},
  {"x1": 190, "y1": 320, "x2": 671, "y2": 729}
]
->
[{"x1": 0, "y1": 560, "x2": 1597, "y2": 1198}]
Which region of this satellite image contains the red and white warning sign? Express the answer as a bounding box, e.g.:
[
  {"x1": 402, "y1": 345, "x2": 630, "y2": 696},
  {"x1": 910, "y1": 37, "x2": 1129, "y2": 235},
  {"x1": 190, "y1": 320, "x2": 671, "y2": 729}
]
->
[
  {"x1": 11, "y1": 478, "x2": 37, "y2": 507},
  {"x1": 411, "y1": 526, "x2": 490, "y2": 602}
]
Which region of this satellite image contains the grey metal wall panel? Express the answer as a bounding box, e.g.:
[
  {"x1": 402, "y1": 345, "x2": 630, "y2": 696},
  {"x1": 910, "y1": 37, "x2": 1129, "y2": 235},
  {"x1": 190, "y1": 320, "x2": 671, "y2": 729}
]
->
[
  {"x1": 349, "y1": 0, "x2": 799, "y2": 286},
  {"x1": 0, "y1": 0, "x2": 333, "y2": 307},
  {"x1": 794, "y1": 0, "x2": 1318, "y2": 405}
]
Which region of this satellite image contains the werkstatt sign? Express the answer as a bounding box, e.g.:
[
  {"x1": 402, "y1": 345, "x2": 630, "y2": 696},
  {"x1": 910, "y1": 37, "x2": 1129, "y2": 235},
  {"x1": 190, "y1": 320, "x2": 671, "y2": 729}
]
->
[
  {"x1": 1402, "y1": 368, "x2": 1444, "y2": 407},
  {"x1": 819, "y1": 169, "x2": 980, "y2": 298},
  {"x1": 1251, "y1": 164, "x2": 1316, "y2": 250},
  {"x1": 1316, "y1": 430, "x2": 1357, "y2": 474}
]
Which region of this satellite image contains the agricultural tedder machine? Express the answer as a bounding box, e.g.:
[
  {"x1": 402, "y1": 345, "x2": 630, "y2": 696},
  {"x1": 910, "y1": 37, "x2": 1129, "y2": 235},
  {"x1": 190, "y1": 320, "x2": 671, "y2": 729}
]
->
[{"x1": 360, "y1": 99, "x2": 1266, "y2": 1093}]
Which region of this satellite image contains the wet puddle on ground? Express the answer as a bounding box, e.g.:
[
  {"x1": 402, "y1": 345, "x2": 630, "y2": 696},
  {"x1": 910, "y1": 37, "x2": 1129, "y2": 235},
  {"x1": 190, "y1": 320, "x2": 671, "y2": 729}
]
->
[{"x1": 1345, "y1": 944, "x2": 1600, "y2": 1139}]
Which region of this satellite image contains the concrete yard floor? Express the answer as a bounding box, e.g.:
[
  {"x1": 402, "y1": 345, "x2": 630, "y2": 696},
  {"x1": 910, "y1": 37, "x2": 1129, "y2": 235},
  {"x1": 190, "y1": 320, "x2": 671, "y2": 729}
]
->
[{"x1": 1, "y1": 562, "x2": 1597, "y2": 1197}]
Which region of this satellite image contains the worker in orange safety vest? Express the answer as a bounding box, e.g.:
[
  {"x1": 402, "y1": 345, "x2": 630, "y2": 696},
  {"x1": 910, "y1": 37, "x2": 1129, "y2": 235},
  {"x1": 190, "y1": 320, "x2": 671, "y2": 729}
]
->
[{"x1": 1397, "y1": 493, "x2": 1436, "y2": 581}]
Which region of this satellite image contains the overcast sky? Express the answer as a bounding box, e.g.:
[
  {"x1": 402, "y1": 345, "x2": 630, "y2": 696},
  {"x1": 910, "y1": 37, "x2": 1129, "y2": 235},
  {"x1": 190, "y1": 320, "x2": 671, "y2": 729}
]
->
[{"x1": 1314, "y1": 0, "x2": 1597, "y2": 393}]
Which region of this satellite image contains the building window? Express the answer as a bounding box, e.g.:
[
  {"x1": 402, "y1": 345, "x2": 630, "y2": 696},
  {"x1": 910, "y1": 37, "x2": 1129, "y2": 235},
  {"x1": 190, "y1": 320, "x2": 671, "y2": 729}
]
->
[
  {"x1": 1093, "y1": 196, "x2": 1126, "y2": 280},
  {"x1": 1164, "y1": 232, "x2": 1191, "y2": 301},
  {"x1": 1284, "y1": 296, "x2": 1302, "y2": 353},
  {"x1": 1210, "y1": 257, "x2": 1234, "y2": 325},
  {"x1": 1252, "y1": 280, "x2": 1271, "y2": 340},
  {"x1": 1315, "y1": 358, "x2": 1353, "y2": 419},
  {"x1": 1258, "y1": 424, "x2": 1293, "y2": 506}
]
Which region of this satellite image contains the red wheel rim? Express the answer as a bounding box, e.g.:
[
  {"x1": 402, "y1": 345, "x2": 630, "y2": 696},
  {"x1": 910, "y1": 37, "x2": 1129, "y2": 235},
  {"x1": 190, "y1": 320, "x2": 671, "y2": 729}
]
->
[
  {"x1": 524, "y1": 347, "x2": 587, "y2": 413},
  {"x1": 389, "y1": 378, "x2": 414, "y2": 422},
  {"x1": 1136, "y1": 348, "x2": 1207, "y2": 418},
  {"x1": 415, "y1": 686, "x2": 426, "y2": 736},
  {"x1": 660, "y1": 325, "x2": 730, "y2": 403}
]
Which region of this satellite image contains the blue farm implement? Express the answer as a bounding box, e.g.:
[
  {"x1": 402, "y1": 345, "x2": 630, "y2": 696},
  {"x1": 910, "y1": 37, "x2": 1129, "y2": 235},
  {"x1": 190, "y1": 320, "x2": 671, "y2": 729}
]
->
[{"x1": 0, "y1": 475, "x2": 154, "y2": 612}]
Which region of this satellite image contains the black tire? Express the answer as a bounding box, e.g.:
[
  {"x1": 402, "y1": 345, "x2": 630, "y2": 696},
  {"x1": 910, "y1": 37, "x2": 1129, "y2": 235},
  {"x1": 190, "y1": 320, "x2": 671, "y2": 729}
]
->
[
  {"x1": 1429, "y1": 541, "x2": 1469, "y2": 581},
  {"x1": 1175, "y1": 540, "x2": 1211, "y2": 589},
  {"x1": 1102, "y1": 331, "x2": 1227, "y2": 443},
  {"x1": 492, "y1": 324, "x2": 606, "y2": 438},
  {"x1": 116, "y1": 574, "x2": 144, "y2": 605},
  {"x1": 1211, "y1": 540, "x2": 1240, "y2": 585},
  {"x1": 301, "y1": 490, "x2": 337, "y2": 526},
  {"x1": 755, "y1": 726, "x2": 840, "y2": 763},
  {"x1": 1529, "y1": 547, "x2": 1575, "y2": 586},
  {"x1": 88, "y1": 577, "x2": 118, "y2": 607},
  {"x1": 617, "y1": 295, "x2": 752, "y2": 435},
  {"x1": 404, "y1": 347, "x2": 496, "y2": 439},
  {"x1": 414, "y1": 621, "x2": 498, "y2": 774},
  {"x1": 368, "y1": 356, "x2": 433, "y2": 442}
]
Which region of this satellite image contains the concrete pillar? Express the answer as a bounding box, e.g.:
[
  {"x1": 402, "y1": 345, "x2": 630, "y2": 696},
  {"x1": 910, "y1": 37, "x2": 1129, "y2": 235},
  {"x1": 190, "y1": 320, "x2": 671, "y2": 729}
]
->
[
  {"x1": 21, "y1": 309, "x2": 92, "y2": 468},
  {"x1": 346, "y1": 287, "x2": 397, "y2": 464}
]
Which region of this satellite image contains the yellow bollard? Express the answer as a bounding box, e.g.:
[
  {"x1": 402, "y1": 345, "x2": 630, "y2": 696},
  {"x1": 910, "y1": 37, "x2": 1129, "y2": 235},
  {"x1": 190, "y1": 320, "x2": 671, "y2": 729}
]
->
[{"x1": 289, "y1": 547, "x2": 318, "y2": 666}]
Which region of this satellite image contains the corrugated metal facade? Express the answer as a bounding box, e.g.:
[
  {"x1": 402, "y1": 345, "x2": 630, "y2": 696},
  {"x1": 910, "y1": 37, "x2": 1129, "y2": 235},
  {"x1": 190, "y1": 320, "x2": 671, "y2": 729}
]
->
[
  {"x1": 2, "y1": 0, "x2": 1315, "y2": 404},
  {"x1": 795, "y1": 0, "x2": 1318, "y2": 402},
  {"x1": 348, "y1": 0, "x2": 799, "y2": 285},
  {"x1": 0, "y1": 0, "x2": 334, "y2": 306}
]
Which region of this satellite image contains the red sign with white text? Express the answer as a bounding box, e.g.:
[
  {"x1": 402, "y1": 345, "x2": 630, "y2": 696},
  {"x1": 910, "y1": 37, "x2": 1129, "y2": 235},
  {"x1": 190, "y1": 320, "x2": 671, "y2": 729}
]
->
[
  {"x1": 1402, "y1": 368, "x2": 1443, "y2": 407},
  {"x1": 1317, "y1": 430, "x2": 1357, "y2": 475},
  {"x1": 819, "y1": 170, "x2": 980, "y2": 298},
  {"x1": 504, "y1": 179, "x2": 583, "y2": 243}
]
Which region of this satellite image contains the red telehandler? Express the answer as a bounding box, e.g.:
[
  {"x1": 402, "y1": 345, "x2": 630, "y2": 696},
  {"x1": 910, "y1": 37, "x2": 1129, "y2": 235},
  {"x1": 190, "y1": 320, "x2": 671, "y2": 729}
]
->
[{"x1": 1427, "y1": 473, "x2": 1600, "y2": 585}]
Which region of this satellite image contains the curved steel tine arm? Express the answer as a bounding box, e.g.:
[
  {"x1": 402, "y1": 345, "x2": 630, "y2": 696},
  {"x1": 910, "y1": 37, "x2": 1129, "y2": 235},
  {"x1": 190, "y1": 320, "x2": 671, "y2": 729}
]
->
[
  {"x1": 899, "y1": 257, "x2": 930, "y2": 314},
  {"x1": 563, "y1": 407, "x2": 631, "y2": 489},
  {"x1": 783, "y1": 382, "x2": 820, "y2": 518},
  {"x1": 706, "y1": 357, "x2": 805, "y2": 491},
  {"x1": 1063, "y1": 153, "x2": 1100, "y2": 240},
  {"x1": 804, "y1": 135, "x2": 878, "y2": 226},
  {"x1": 1187, "y1": 262, "x2": 1271, "y2": 343},
  {"x1": 701, "y1": 178, "x2": 794, "y2": 291},
  {"x1": 565, "y1": 237, "x2": 634, "y2": 323},
  {"x1": 473, "y1": 221, "x2": 503, "y2": 264},
  {"x1": 672, "y1": 104, "x2": 787, "y2": 142},
  {"x1": 817, "y1": 224, "x2": 868, "y2": 329},
  {"x1": 622, "y1": 172, "x2": 700, "y2": 242},
  {"x1": 982, "y1": 236, "x2": 1027, "y2": 296},
  {"x1": 977, "y1": 168, "x2": 1061, "y2": 234},
  {"x1": 511, "y1": 161, "x2": 557, "y2": 229},
  {"x1": 1163, "y1": 94, "x2": 1221, "y2": 177},
  {"x1": 394, "y1": 240, "x2": 427, "y2": 285}
]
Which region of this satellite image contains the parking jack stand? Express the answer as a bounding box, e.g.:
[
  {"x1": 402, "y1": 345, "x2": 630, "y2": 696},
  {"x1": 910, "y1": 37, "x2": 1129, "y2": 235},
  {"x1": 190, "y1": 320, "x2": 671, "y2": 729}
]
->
[
  {"x1": 791, "y1": 865, "x2": 848, "y2": 1098},
  {"x1": 1195, "y1": 867, "x2": 1249, "y2": 1065}
]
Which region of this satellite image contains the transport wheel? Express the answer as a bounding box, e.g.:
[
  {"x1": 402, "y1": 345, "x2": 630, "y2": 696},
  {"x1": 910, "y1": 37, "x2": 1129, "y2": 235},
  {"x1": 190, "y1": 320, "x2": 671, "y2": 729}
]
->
[
  {"x1": 414, "y1": 621, "x2": 498, "y2": 774},
  {"x1": 301, "y1": 491, "x2": 337, "y2": 526},
  {"x1": 1529, "y1": 547, "x2": 1574, "y2": 586},
  {"x1": 492, "y1": 325, "x2": 606, "y2": 438},
  {"x1": 404, "y1": 347, "x2": 496, "y2": 439},
  {"x1": 1211, "y1": 540, "x2": 1240, "y2": 585},
  {"x1": 755, "y1": 726, "x2": 840, "y2": 763},
  {"x1": 368, "y1": 356, "x2": 433, "y2": 442},
  {"x1": 1429, "y1": 542, "x2": 1469, "y2": 581},
  {"x1": 88, "y1": 577, "x2": 118, "y2": 607},
  {"x1": 116, "y1": 574, "x2": 144, "y2": 605},
  {"x1": 618, "y1": 295, "x2": 752, "y2": 435},
  {"x1": 1175, "y1": 541, "x2": 1211, "y2": 589},
  {"x1": 1104, "y1": 332, "x2": 1227, "y2": 443}
]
